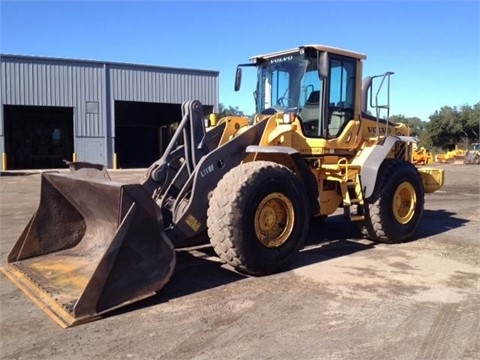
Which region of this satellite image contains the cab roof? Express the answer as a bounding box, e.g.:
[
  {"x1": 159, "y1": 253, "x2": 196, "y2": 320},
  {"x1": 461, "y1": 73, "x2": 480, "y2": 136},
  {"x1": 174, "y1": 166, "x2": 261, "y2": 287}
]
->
[{"x1": 250, "y1": 44, "x2": 367, "y2": 63}]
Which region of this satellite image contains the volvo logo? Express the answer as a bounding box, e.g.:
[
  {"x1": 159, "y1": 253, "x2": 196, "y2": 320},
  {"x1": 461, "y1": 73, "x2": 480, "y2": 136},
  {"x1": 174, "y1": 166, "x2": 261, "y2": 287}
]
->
[{"x1": 269, "y1": 56, "x2": 294, "y2": 64}]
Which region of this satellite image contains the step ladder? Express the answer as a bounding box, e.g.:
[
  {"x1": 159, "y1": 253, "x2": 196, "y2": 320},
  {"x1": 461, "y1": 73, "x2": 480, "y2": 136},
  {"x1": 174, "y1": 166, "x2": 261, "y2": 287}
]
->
[
  {"x1": 323, "y1": 159, "x2": 366, "y2": 222},
  {"x1": 341, "y1": 173, "x2": 365, "y2": 222}
]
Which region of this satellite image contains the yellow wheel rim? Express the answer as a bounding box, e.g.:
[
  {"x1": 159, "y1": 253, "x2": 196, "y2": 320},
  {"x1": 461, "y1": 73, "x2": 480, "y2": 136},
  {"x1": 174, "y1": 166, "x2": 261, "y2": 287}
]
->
[
  {"x1": 254, "y1": 192, "x2": 295, "y2": 248},
  {"x1": 393, "y1": 182, "x2": 416, "y2": 224}
]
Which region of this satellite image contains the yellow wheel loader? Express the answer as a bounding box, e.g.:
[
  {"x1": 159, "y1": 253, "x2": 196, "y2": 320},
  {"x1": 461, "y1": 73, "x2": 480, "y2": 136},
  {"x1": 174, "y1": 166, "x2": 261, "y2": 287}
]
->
[{"x1": 1, "y1": 45, "x2": 444, "y2": 327}]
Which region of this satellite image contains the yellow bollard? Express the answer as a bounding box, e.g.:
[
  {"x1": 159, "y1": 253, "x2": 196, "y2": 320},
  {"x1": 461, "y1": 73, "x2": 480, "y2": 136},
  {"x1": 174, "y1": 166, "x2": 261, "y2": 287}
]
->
[
  {"x1": 2, "y1": 153, "x2": 7, "y2": 171},
  {"x1": 72, "y1": 153, "x2": 77, "y2": 162},
  {"x1": 113, "y1": 153, "x2": 118, "y2": 170},
  {"x1": 209, "y1": 113, "x2": 217, "y2": 127}
]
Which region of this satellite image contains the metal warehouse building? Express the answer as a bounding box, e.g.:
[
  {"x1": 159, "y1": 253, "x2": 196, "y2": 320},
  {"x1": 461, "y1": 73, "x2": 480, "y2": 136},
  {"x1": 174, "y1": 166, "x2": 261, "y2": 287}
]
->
[{"x1": 0, "y1": 54, "x2": 219, "y2": 170}]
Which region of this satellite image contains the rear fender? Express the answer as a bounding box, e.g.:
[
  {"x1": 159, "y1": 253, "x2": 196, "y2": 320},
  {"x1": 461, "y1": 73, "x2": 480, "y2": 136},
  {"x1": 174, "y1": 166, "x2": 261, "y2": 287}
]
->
[{"x1": 357, "y1": 136, "x2": 417, "y2": 199}]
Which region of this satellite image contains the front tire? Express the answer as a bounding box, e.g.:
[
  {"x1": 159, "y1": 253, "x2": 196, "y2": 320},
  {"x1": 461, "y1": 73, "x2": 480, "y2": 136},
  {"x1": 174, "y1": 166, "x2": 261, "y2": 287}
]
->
[
  {"x1": 359, "y1": 160, "x2": 424, "y2": 243},
  {"x1": 207, "y1": 161, "x2": 310, "y2": 275}
]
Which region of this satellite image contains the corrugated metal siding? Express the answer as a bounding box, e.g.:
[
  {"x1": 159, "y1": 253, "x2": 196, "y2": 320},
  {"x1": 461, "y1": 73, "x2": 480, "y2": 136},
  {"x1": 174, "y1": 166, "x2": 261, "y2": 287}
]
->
[
  {"x1": 1, "y1": 54, "x2": 219, "y2": 167},
  {"x1": 75, "y1": 65, "x2": 105, "y2": 137},
  {"x1": 1, "y1": 57, "x2": 106, "y2": 137},
  {"x1": 109, "y1": 66, "x2": 218, "y2": 105}
]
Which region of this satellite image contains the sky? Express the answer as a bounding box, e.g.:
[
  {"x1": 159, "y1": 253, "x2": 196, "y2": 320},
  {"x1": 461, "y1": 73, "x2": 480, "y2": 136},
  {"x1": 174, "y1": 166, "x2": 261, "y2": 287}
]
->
[{"x1": 1, "y1": 0, "x2": 479, "y2": 121}]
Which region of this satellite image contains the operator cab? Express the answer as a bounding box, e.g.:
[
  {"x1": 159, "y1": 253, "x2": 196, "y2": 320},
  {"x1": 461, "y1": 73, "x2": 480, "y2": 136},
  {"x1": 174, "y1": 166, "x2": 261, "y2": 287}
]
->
[{"x1": 235, "y1": 45, "x2": 365, "y2": 139}]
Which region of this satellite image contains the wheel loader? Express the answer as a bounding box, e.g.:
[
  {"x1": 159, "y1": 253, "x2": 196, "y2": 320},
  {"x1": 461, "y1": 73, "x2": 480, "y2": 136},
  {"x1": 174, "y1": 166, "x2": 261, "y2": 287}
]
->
[{"x1": 1, "y1": 44, "x2": 444, "y2": 328}]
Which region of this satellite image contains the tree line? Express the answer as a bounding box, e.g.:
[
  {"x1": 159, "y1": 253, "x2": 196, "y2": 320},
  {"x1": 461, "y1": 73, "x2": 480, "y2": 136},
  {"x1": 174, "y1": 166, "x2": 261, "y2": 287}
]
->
[
  {"x1": 218, "y1": 102, "x2": 480, "y2": 151},
  {"x1": 390, "y1": 102, "x2": 480, "y2": 151}
]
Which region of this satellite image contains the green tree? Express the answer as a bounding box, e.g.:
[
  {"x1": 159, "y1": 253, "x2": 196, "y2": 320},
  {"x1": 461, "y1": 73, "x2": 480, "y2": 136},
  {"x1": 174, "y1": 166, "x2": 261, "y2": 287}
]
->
[
  {"x1": 217, "y1": 103, "x2": 245, "y2": 118},
  {"x1": 426, "y1": 106, "x2": 460, "y2": 150},
  {"x1": 426, "y1": 103, "x2": 480, "y2": 150},
  {"x1": 459, "y1": 103, "x2": 480, "y2": 141}
]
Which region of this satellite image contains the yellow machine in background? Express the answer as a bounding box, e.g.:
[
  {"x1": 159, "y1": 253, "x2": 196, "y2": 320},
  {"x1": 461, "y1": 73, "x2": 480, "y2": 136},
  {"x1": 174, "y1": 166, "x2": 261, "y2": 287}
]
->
[
  {"x1": 1, "y1": 45, "x2": 444, "y2": 327},
  {"x1": 436, "y1": 145, "x2": 466, "y2": 163},
  {"x1": 412, "y1": 144, "x2": 434, "y2": 165}
]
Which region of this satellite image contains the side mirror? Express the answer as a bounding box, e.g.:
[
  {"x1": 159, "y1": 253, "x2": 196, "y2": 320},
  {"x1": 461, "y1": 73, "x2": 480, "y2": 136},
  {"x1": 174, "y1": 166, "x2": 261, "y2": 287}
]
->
[
  {"x1": 234, "y1": 67, "x2": 242, "y2": 92},
  {"x1": 318, "y1": 52, "x2": 329, "y2": 80}
]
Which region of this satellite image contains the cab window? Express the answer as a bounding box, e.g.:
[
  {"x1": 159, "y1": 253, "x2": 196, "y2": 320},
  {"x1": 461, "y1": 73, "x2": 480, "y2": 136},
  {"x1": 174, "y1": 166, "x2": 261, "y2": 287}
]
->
[
  {"x1": 271, "y1": 70, "x2": 290, "y2": 107},
  {"x1": 328, "y1": 58, "x2": 356, "y2": 137}
]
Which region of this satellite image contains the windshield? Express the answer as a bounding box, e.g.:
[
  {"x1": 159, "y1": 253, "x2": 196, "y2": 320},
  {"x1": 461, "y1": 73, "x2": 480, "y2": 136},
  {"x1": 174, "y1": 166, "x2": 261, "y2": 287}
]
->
[
  {"x1": 252, "y1": 51, "x2": 356, "y2": 138},
  {"x1": 256, "y1": 54, "x2": 322, "y2": 114}
]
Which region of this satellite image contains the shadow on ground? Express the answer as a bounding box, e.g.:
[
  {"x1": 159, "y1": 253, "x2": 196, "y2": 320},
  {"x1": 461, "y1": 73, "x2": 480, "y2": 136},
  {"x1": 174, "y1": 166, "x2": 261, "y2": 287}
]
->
[
  {"x1": 415, "y1": 209, "x2": 469, "y2": 239},
  {"x1": 77, "y1": 209, "x2": 473, "y2": 323},
  {"x1": 107, "y1": 214, "x2": 369, "y2": 320}
]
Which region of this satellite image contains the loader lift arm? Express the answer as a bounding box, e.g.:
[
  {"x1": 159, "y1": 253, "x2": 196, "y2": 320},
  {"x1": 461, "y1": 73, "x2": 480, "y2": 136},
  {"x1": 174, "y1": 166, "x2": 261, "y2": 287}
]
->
[
  {"x1": 142, "y1": 100, "x2": 269, "y2": 246},
  {"x1": 141, "y1": 100, "x2": 224, "y2": 229}
]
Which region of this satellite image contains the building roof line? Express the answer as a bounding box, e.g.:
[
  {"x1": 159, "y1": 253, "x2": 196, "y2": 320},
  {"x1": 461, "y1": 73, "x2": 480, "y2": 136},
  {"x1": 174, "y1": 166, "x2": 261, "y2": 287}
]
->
[{"x1": 0, "y1": 53, "x2": 219, "y2": 76}]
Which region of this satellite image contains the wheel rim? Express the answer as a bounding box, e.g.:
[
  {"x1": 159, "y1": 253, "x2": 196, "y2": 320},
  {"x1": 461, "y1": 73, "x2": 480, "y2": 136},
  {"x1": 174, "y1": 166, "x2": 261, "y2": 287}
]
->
[
  {"x1": 393, "y1": 182, "x2": 416, "y2": 224},
  {"x1": 254, "y1": 192, "x2": 295, "y2": 248}
]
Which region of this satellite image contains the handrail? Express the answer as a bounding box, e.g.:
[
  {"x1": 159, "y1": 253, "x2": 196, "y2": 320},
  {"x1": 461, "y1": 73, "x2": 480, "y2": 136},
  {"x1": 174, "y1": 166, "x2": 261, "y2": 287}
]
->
[{"x1": 368, "y1": 72, "x2": 394, "y2": 138}]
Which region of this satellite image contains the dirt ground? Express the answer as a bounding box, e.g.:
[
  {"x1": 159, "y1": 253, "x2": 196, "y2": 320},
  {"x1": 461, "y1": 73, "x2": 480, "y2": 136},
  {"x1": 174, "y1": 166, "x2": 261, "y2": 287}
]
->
[{"x1": 0, "y1": 163, "x2": 479, "y2": 360}]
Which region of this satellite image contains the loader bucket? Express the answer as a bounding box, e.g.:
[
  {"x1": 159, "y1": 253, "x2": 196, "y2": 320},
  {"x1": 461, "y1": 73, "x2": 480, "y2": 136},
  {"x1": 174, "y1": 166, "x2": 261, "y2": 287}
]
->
[{"x1": 0, "y1": 172, "x2": 176, "y2": 328}]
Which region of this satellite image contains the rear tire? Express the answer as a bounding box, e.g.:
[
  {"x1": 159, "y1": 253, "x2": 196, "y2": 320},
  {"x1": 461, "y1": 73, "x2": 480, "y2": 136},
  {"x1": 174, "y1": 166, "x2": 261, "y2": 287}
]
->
[
  {"x1": 358, "y1": 160, "x2": 424, "y2": 243},
  {"x1": 207, "y1": 161, "x2": 310, "y2": 275}
]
